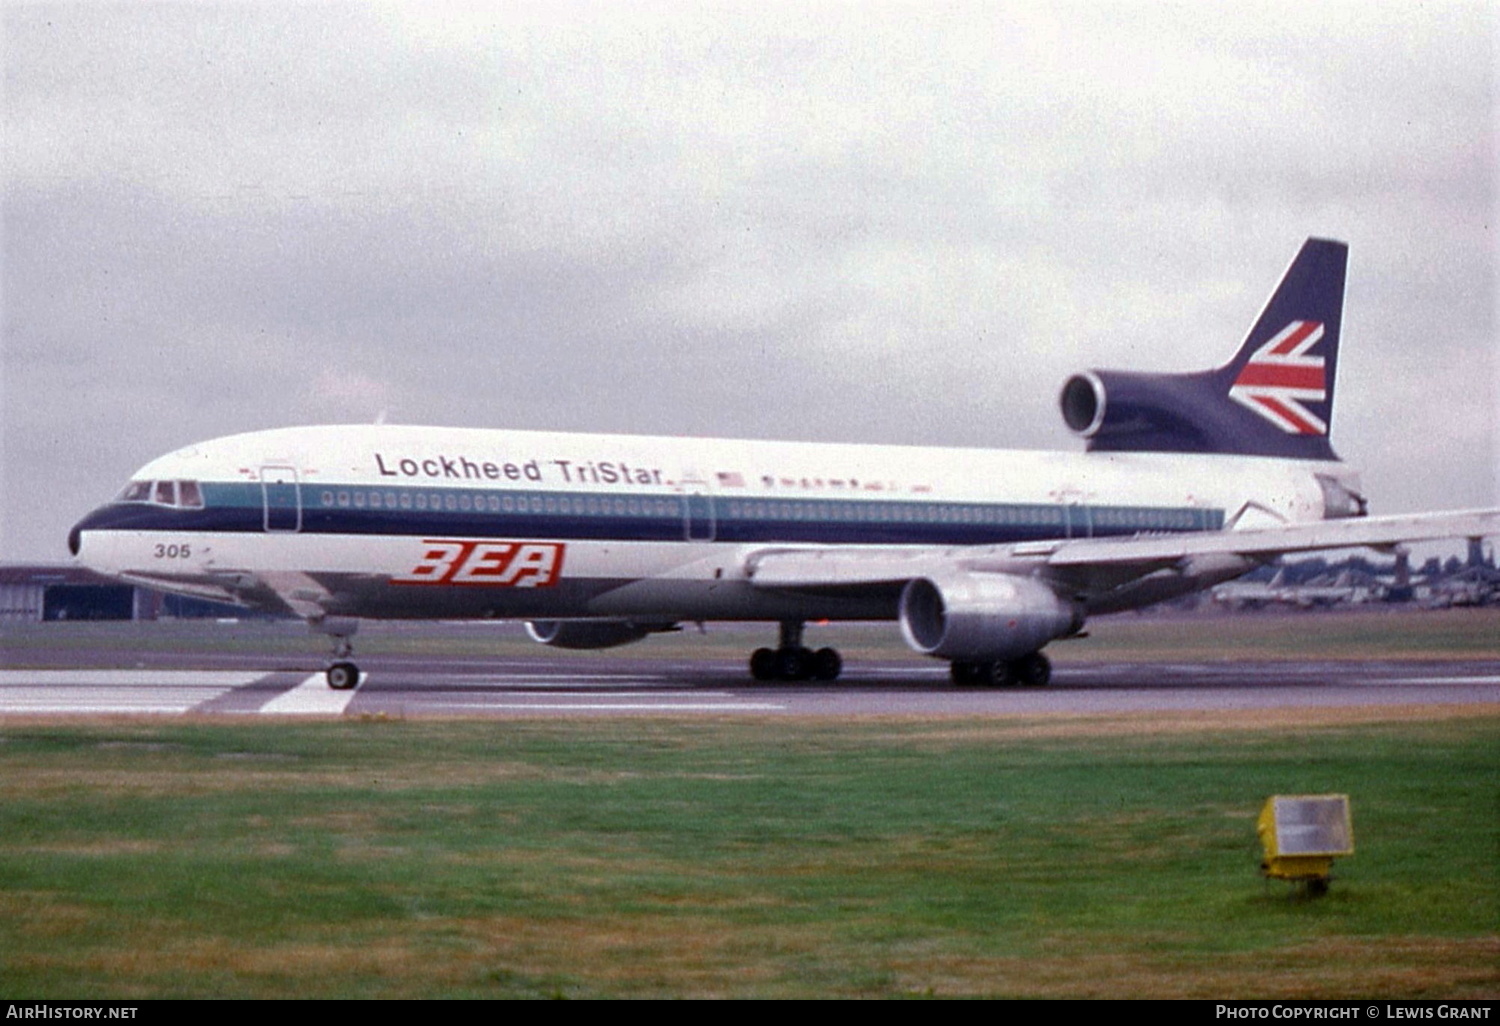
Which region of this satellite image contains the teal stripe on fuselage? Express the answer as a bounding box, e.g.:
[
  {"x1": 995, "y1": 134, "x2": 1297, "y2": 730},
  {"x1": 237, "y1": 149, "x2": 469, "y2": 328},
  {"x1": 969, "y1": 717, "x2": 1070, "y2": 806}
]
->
[{"x1": 187, "y1": 480, "x2": 1224, "y2": 545}]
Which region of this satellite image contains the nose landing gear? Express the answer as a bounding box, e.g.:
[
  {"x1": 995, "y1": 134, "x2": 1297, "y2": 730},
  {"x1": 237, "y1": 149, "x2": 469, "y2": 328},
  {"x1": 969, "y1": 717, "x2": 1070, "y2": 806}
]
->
[
  {"x1": 312, "y1": 617, "x2": 362, "y2": 690},
  {"x1": 325, "y1": 660, "x2": 361, "y2": 690}
]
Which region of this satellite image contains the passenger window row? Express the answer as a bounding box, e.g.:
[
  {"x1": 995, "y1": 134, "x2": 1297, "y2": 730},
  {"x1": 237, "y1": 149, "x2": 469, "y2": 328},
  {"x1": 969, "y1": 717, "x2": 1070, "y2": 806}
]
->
[
  {"x1": 318, "y1": 489, "x2": 684, "y2": 518},
  {"x1": 722, "y1": 499, "x2": 1068, "y2": 526}
]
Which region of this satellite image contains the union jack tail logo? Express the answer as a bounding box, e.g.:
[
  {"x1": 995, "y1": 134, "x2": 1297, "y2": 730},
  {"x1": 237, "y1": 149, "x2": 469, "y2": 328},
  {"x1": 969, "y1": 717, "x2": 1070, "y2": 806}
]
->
[{"x1": 1227, "y1": 320, "x2": 1327, "y2": 435}]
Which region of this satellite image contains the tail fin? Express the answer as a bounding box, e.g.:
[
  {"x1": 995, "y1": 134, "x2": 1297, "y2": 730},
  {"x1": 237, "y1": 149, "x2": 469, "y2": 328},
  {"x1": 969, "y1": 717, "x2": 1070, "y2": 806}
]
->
[
  {"x1": 1060, "y1": 237, "x2": 1348, "y2": 460},
  {"x1": 1217, "y1": 237, "x2": 1347, "y2": 450}
]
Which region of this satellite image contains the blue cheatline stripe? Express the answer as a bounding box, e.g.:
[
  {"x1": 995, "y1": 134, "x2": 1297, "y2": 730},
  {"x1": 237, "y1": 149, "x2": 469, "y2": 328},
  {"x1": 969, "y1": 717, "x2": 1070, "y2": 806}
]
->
[{"x1": 82, "y1": 480, "x2": 1226, "y2": 546}]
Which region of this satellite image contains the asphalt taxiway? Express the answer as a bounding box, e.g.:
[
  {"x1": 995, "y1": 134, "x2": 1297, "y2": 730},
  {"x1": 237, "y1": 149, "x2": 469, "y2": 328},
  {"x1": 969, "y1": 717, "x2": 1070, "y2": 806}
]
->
[{"x1": 0, "y1": 655, "x2": 1497, "y2": 718}]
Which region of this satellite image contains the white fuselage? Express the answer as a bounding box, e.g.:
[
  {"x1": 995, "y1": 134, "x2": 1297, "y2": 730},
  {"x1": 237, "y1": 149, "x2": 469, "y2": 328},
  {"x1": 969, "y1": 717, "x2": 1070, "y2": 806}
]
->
[{"x1": 71, "y1": 424, "x2": 1351, "y2": 623}]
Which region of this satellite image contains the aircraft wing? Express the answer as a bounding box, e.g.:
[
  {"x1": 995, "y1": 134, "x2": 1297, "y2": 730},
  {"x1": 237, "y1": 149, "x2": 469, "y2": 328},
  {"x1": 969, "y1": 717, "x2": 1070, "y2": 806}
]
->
[
  {"x1": 1040, "y1": 508, "x2": 1500, "y2": 567},
  {"x1": 744, "y1": 508, "x2": 1500, "y2": 596}
]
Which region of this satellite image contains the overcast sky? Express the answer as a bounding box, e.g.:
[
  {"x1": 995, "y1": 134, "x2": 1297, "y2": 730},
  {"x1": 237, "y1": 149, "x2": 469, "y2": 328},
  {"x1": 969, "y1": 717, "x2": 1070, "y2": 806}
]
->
[{"x1": 3, "y1": 1, "x2": 1496, "y2": 562}]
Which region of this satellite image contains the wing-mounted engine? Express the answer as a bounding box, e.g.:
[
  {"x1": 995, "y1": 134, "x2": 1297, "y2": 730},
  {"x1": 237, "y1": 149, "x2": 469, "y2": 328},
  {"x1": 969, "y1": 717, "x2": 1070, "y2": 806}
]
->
[
  {"x1": 898, "y1": 571, "x2": 1082, "y2": 662},
  {"x1": 525, "y1": 619, "x2": 679, "y2": 650},
  {"x1": 1060, "y1": 237, "x2": 1347, "y2": 461}
]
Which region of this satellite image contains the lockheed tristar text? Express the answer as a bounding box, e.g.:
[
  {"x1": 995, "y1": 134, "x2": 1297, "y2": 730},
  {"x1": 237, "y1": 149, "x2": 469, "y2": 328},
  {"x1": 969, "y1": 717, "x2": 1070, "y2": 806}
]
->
[{"x1": 374, "y1": 452, "x2": 666, "y2": 487}]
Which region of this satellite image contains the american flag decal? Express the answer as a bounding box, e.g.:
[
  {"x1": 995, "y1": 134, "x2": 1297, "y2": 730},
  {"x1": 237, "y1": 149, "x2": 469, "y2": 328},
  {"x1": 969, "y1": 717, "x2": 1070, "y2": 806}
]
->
[{"x1": 1227, "y1": 320, "x2": 1328, "y2": 435}]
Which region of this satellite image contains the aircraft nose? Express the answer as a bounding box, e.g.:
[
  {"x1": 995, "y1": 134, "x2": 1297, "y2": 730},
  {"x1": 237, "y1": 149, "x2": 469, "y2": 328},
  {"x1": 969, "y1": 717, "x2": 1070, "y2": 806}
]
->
[
  {"x1": 69, "y1": 507, "x2": 108, "y2": 558},
  {"x1": 68, "y1": 506, "x2": 127, "y2": 574}
]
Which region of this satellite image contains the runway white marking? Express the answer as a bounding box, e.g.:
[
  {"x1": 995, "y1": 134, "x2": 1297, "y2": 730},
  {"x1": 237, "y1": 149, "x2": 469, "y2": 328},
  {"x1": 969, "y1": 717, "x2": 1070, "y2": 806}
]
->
[
  {"x1": 0, "y1": 670, "x2": 263, "y2": 715},
  {"x1": 447, "y1": 673, "x2": 673, "y2": 682},
  {"x1": 0, "y1": 670, "x2": 265, "y2": 686},
  {"x1": 424, "y1": 701, "x2": 788, "y2": 711},
  {"x1": 469, "y1": 690, "x2": 739, "y2": 698},
  {"x1": 1386, "y1": 675, "x2": 1500, "y2": 685},
  {"x1": 259, "y1": 674, "x2": 361, "y2": 715},
  {"x1": 442, "y1": 679, "x2": 668, "y2": 689}
]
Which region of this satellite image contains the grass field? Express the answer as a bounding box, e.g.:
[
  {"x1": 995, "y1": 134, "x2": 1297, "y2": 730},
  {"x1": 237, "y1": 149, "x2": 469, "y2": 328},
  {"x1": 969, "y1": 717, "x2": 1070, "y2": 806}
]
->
[{"x1": 1, "y1": 712, "x2": 1496, "y2": 998}]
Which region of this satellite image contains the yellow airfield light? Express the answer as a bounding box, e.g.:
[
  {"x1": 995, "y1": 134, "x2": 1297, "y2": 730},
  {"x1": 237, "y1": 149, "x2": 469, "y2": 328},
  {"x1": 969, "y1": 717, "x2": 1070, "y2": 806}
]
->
[{"x1": 1257, "y1": 795, "x2": 1354, "y2": 896}]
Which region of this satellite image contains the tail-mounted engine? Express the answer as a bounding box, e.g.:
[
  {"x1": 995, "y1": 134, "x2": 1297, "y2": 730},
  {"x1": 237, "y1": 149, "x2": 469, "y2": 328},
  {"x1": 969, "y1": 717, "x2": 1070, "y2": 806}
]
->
[
  {"x1": 1060, "y1": 368, "x2": 1239, "y2": 455},
  {"x1": 898, "y1": 572, "x2": 1081, "y2": 662},
  {"x1": 1059, "y1": 237, "x2": 1347, "y2": 462}
]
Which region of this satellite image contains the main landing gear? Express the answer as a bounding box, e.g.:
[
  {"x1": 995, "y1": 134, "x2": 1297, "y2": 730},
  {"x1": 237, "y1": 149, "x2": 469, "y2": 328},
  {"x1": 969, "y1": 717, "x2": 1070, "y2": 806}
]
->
[
  {"x1": 749, "y1": 621, "x2": 842, "y2": 682},
  {"x1": 949, "y1": 652, "x2": 1052, "y2": 688}
]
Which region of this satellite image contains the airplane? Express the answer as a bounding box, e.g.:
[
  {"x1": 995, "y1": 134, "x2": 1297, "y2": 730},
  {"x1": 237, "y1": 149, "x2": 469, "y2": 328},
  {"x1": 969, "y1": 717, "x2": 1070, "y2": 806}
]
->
[
  {"x1": 68, "y1": 238, "x2": 1499, "y2": 690},
  {"x1": 1211, "y1": 566, "x2": 1382, "y2": 609}
]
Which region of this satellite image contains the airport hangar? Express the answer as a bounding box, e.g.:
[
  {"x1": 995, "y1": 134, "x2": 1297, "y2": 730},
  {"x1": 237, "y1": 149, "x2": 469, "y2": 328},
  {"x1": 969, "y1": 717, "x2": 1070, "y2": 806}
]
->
[{"x1": 0, "y1": 564, "x2": 271, "y2": 623}]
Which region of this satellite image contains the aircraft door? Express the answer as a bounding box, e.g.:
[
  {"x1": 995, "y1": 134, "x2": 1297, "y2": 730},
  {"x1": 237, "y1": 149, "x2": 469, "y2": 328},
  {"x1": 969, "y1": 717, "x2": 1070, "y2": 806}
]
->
[
  {"x1": 684, "y1": 490, "x2": 716, "y2": 542},
  {"x1": 1066, "y1": 502, "x2": 1092, "y2": 539},
  {"x1": 260, "y1": 466, "x2": 302, "y2": 532},
  {"x1": 1056, "y1": 488, "x2": 1093, "y2": 540}
]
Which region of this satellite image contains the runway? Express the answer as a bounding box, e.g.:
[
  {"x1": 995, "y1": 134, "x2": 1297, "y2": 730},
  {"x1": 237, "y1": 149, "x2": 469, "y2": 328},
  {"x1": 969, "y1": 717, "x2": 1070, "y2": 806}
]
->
[{"x1": 1, "y1": 657, "x2": 1497, "y2": 718}]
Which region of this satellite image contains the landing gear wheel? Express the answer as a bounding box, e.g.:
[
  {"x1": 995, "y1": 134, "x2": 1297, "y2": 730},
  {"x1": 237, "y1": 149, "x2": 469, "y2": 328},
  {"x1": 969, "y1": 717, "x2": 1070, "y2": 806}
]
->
[
  {"x1": 326, "y1": 661, "x2": 361, "y2": 690},
  {"x1": 950, "y1": 661, "x2": 984, "y2": 686},
  {"x1": 750, "y1": 647, "x2": 778, "y2": 681},
  {"x1": 749, "y1": 643, "x2": 843, "y2": 681},
  {"x1": 748, "y1": 623, "x2": 843, "y2": 683},
  {"x1": 775, "y1": 647, "x2": 812, "y2": 682},
  {"x1": 1015, "y1": 652, "x2": 1052, "y2": 687},
  {"x1": 987, "y1": 660, "x2": 1017, "y2": 688},
  {"x1": 810, "y1": 647, "x2": 842, "y2": 682}
]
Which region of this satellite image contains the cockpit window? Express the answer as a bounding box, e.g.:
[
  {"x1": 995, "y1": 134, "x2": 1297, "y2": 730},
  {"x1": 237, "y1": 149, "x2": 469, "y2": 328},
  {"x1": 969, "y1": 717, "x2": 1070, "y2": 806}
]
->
[{"x1": 116, "y1": 479, "x2": 204, "y2": 508}]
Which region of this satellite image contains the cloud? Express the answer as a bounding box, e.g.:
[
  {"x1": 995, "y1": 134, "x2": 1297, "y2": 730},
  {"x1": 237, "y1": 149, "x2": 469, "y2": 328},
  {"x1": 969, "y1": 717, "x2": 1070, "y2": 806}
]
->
[
  {"x1": 2, "y1": 2, "x2": 1494, "y2": 559},
  {"x1": 300, "y1": 368, "x2": 401, "y2": 423}
]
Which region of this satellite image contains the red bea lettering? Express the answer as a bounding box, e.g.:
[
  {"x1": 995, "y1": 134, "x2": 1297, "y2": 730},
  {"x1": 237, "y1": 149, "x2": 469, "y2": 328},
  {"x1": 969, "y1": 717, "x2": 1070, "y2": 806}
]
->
[
  {"x1": 391, "y1": 541, "x2": 469, "y2": 583},
  {"x1": 391, "y1": 540, "x2": 564, "y2": 587},
  {"x1": 450, "y1": 542, "x2": 514, "y2": 583}
]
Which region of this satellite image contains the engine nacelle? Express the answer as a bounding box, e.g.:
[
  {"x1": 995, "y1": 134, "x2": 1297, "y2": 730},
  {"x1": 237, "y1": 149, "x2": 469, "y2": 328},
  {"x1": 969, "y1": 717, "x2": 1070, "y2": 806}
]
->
[
  {"x1": 1060, "y1": 368, "x2": 1241, "y2": 455},
  {"x1": 1059, "y1": 361, "x2": 1338, "y2": 461},
  {"x1": 899, "y1": 572, "x2": 1081, "y2": 662},
  {"x1": 524, "y1": 619, "x2": 676, "y2": 650}
]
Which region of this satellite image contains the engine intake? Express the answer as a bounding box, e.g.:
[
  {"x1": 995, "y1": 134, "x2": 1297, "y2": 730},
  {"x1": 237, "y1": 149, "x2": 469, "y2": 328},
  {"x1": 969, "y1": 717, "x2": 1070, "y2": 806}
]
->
[
  {"x1": 899, "y1": 572, "x2": 1081, "y2": 662},
  {"x1": 525, "y1": 619, "x2": 677, "y2": 650},
  {"x1": 1060, "y1": 372, "x2": 1107, "y2": 438}
]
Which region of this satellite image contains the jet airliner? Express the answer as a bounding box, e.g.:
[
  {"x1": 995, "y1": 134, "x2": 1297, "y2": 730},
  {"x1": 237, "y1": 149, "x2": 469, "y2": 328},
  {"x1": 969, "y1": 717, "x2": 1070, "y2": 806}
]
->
[{"x1": 69, "y1": 239, "x2": 1498, "y2": 689}]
